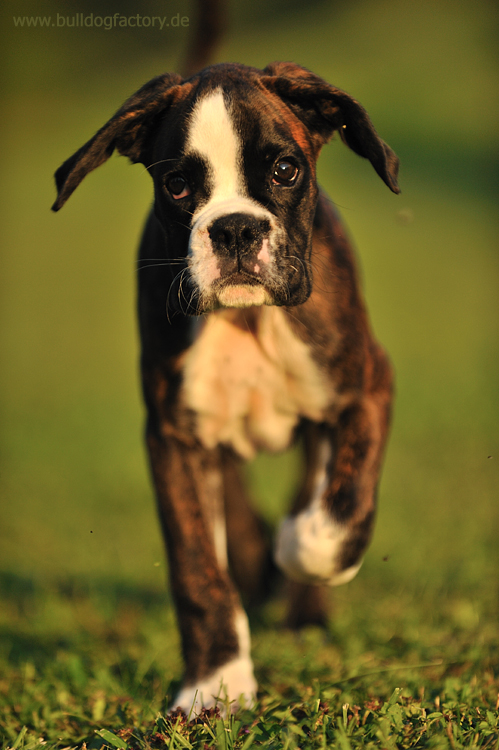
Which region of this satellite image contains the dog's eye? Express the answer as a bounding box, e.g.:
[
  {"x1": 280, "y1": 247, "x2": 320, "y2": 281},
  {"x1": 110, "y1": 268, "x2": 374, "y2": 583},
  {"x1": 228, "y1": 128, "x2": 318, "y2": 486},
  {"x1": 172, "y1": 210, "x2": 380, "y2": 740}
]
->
[
  {"x1": 272, "y1": 160, "x2": 298, "y2": 186},
  {"x1": 166, "y1": 175, "x2": 191, "y2": 199}
]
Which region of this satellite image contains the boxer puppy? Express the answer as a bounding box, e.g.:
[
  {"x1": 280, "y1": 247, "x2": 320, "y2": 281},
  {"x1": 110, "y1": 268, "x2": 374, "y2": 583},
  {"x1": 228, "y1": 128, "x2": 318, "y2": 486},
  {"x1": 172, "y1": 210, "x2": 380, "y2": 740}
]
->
[{"x1": 52, "y1": 61, "x2": 399, "y2": 712}]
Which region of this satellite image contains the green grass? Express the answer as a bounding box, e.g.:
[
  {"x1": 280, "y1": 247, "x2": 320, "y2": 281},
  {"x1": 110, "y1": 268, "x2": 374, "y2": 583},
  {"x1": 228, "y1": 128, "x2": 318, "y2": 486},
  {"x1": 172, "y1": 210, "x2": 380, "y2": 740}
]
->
[
  {"x1": 2, "y1": 0, "x2": 499, "y2": 746},
  {"x1": 1, "y1": 576, "x2": 498, "y2": 748}
]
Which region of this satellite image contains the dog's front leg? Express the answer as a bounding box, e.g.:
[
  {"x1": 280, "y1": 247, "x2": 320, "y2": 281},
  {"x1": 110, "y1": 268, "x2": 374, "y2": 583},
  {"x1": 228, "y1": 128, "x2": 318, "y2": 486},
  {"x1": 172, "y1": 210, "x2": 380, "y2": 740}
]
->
[
  {"x1": 275, "y1": 359, "x2": 392, "y2": 592},
  {"x1": 146, "y1": 428, "x2": 257, "y2": 713}
]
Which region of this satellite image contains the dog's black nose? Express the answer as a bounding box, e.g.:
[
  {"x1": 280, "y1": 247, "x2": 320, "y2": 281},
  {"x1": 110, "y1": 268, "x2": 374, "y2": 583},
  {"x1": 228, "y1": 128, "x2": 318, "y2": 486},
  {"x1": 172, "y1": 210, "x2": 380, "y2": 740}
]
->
[{"x1": 208, "y1": 213, "x2": 270, "y2": 258}]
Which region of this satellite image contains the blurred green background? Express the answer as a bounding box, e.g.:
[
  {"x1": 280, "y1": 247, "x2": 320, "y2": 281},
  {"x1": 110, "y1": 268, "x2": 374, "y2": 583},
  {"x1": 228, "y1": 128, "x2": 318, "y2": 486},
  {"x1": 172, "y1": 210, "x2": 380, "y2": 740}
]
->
[{"x1": 1, "y1": 0, "x2": 498, "y2": 611}]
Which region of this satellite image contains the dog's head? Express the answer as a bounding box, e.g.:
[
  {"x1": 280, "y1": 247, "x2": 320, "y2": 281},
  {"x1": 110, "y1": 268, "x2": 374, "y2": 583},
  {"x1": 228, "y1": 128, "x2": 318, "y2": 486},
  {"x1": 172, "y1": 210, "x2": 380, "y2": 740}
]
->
[{"x1": 53, "y1": 62, "x2": 399, "y2": 314}]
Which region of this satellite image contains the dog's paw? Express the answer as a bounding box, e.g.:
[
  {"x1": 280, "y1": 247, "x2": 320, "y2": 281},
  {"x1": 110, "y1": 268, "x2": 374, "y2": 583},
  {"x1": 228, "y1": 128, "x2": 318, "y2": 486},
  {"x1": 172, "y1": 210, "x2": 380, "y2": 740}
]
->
[
  {"x1": 275, "y1": 505, "x2": 362, "y2": 586},
  {"x1": 172, "y1": 655, "x2": 257, "y2": 715}
]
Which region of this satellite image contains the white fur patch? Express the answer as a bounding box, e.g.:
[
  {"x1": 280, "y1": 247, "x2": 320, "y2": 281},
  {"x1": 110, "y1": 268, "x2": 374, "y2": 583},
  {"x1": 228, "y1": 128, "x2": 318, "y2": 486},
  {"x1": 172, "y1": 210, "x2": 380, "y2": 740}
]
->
[
  {"x1": 187, "y1": 89, "x2": 242, "y2": 206},
  {"x1": 173, "y1": 610, "x2": 256, "y2": 714},
  {"x1": 185, "y1": 91, "x2": 282, "y2": 301},
  {"x1": 182, "y1": 308, "x2": 331, "y2": 459},
  {"x1": 188, "y1": 228, "x2": 221, "y2": 290},
  {"x1": 216, "y1": 284, "x2": 271, "y2": 308},
  {"x1": 275, "y1": 441, "x2": 363, "y2": 586}
]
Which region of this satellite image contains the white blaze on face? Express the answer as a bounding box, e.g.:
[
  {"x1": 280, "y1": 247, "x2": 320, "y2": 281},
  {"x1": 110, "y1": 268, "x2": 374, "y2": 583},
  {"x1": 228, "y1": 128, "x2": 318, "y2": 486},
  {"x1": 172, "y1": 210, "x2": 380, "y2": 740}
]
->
[
  {"x1": 185, "y1": 89, "x2": 280, "y2": 306},
  {"x1": 187, "y1": 88, "x2": 243, "y2": 208}
]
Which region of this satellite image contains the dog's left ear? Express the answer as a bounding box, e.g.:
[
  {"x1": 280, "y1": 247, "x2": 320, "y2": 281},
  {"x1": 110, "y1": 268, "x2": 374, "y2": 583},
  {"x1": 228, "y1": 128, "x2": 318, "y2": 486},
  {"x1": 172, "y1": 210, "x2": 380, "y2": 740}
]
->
[
  {"x1": 262, "y1": 62, "x2": 400, "y2": 194},
  {"x1": 52, "y1": 72, "x2": 184, "y2": 211}
]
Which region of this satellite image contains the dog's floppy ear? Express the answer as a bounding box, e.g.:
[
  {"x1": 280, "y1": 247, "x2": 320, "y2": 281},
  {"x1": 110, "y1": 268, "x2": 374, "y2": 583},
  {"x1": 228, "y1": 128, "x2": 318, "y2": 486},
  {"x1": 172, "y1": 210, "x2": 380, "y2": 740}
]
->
[
  {"x1": 262, "y1": 62, "x2": 400, "y2": 194},
  {"x1": 52, "y1": 72, "x2": 184, "y2": 211}
]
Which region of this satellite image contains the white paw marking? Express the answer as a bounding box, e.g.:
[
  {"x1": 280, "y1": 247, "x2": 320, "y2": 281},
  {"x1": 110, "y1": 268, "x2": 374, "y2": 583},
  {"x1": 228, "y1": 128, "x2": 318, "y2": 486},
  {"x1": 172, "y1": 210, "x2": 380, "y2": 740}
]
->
[
  {"x1": 173, "y1": 655, "x2": 257, "y2": 714},
  {"x1": 274, "y1": 441, "x2": 363, "y2": 586},
  {"x1": 172, "y1": 611, "x2": 256, "y2": 714}
]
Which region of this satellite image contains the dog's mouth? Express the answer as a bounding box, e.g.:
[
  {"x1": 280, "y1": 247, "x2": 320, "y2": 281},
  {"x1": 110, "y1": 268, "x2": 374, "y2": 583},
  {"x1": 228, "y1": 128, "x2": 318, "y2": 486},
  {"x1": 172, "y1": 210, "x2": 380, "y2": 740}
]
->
[
  {"x1": 166, "y1": 265, "x2": 275, "y2": 316},
  {"x1": 212, "y1": 273, "x2": 273, "y2": 309}
]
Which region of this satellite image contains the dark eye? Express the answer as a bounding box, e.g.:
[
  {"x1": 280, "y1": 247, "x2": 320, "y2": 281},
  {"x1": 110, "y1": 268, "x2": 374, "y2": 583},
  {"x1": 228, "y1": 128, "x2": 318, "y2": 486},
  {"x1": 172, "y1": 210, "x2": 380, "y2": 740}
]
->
[
  {"x1": 272, "y1": 160, "x2": 298, "y2": 186},
  {"x1": 166, "y1": 175, "x2": 191, "y2": 200}
]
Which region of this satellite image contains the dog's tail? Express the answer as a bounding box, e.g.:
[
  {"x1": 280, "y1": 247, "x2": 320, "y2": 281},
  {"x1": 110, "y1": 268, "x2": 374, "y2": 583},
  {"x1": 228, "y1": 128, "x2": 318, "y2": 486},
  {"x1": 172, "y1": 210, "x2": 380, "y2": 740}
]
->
[{"x1": 181, "y1": 0, "x2": 227, "y2": 77}]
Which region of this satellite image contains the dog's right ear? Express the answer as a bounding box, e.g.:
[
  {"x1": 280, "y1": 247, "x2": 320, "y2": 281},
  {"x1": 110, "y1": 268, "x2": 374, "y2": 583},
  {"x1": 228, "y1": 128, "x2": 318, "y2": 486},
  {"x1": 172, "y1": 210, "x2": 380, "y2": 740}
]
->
[{"x1": 52, "y1": 73, "x2": 184, "y2": 211}]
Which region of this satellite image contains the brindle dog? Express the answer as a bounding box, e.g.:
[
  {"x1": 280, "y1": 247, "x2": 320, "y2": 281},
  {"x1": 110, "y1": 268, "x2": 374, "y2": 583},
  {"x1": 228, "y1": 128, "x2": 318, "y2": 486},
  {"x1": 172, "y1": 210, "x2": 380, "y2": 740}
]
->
[{"x1": 52, "y1": 61, "x2": 399, "y2": 712}]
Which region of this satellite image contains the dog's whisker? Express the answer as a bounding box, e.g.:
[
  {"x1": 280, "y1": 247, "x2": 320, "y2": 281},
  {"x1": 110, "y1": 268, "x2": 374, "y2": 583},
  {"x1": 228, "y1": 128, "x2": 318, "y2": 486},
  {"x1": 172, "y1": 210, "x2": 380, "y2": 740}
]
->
[
  {"x1": 138, "y1": 257, "x2": 187, "y2": 261},
  {"x1": 177, "y1": 267, "x2": 191, "y2": 309},
  {"x1": 174, "y1": 220, "x2": 195, "y2": 231},
  {"x1": 137, "y1": 261, "x2": 187, "y2": 271},
  {"x1": 166, "y1": 266, "x2": 189, "y2": 319},
  {"x1": 187, "y1": 286, "x2": 199, "y2": 314},
  {"x1": 140, "y1": 158, "x2": 178, "y2": 175}
]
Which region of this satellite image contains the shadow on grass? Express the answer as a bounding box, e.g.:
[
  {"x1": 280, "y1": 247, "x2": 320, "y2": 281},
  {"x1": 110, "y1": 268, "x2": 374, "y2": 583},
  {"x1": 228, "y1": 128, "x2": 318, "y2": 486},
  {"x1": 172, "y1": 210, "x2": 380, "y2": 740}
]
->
[{"x1": 0, "y1": 571, "x2": 174, "y2": 674}]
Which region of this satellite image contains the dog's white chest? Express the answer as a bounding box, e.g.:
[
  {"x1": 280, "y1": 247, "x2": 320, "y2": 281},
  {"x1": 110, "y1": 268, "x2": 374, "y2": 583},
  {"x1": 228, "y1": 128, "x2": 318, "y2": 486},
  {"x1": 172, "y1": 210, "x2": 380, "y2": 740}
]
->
[{"x1": 181, "y1": 308, "x2": 331, "y2": 458}]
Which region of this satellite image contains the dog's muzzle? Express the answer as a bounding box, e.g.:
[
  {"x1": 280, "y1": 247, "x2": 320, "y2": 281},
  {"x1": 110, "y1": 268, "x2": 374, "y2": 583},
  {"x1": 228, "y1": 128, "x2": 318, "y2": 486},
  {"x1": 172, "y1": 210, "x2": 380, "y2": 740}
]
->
[
  {"x1": 188, "y1": 201, "x2": 282, "y2": 311},
  {"x1": 208, "y1": 213, "x2": 274, "y2": 307}
]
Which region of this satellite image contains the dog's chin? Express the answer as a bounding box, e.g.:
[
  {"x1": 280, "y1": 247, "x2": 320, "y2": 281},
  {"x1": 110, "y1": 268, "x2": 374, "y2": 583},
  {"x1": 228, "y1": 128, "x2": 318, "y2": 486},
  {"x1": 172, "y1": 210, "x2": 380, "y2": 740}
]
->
[{"x1": 216, "y1": 284, "x2": 273, "y2": 309}]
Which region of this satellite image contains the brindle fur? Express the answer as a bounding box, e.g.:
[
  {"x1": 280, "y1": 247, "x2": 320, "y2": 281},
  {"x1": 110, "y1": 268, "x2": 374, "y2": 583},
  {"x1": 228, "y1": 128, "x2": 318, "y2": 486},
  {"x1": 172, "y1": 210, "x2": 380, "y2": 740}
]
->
[{"x1": 53, "y1": 61, "x2": 398, "y2": 705}]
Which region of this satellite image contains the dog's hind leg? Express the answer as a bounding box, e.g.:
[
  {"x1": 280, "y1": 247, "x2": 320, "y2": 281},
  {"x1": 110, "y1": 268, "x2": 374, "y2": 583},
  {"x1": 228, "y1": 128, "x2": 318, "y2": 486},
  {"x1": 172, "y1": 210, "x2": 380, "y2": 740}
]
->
[
  {"x1": 285, "y1": 580, "x2": 330, "y2": 630},
  {"x1": 146, "y1": 429, "x2": 257, "y2": 713},
  {"x1": 221, "y1": 449, "x2": 277, "y2": 607}
]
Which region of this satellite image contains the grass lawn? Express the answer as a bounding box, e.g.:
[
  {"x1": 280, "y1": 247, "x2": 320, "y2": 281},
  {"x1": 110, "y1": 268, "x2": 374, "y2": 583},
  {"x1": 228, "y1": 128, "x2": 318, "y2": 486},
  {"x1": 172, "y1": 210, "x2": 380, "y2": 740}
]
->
[
  {"x1": 1, "y1": 574, "x2": 498, "y2": 748},
  {"x1": 1, "y1": 0, "x2": 498, "y2": 746}
]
